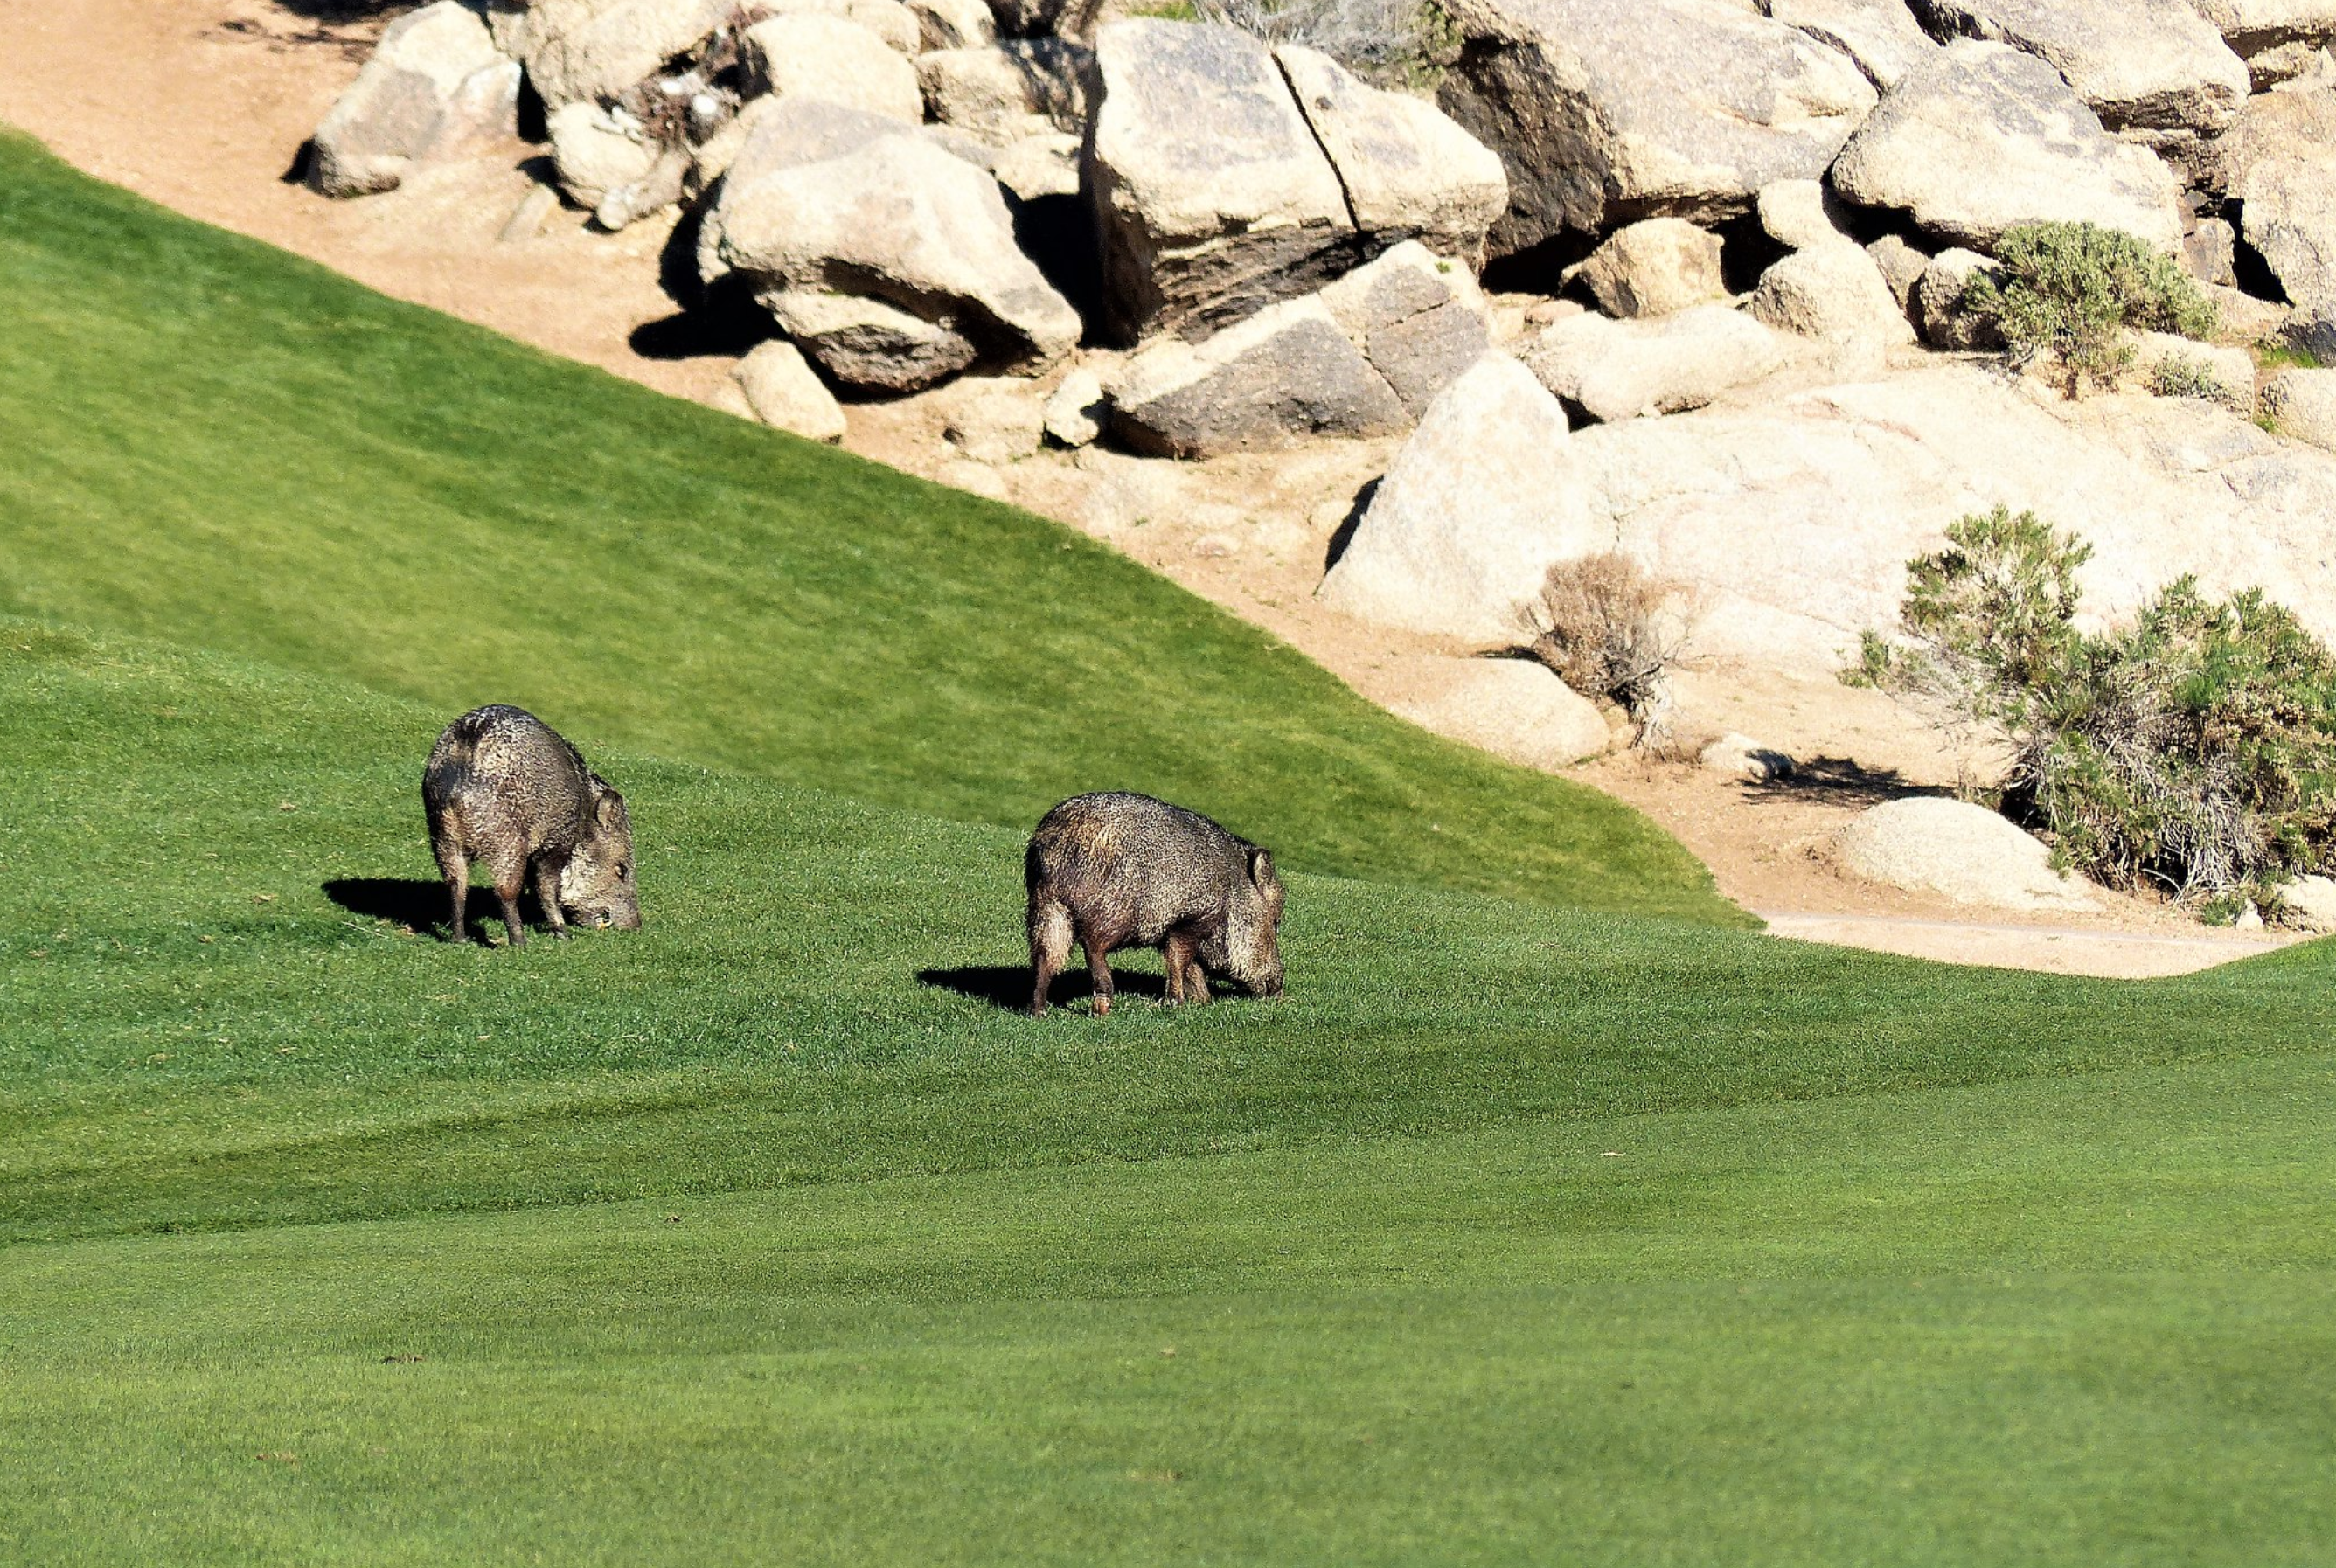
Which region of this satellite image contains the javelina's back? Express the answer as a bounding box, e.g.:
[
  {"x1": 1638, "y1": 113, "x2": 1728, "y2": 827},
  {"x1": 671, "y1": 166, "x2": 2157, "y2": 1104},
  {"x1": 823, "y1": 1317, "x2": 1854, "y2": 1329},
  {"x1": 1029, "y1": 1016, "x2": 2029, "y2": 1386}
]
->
[
  {"x1": 1025, "y1": 792, "x2": 1247, "y2": 935},
  {"x1": 424, "y1": 705, "x2": 594, "y2": 850}
]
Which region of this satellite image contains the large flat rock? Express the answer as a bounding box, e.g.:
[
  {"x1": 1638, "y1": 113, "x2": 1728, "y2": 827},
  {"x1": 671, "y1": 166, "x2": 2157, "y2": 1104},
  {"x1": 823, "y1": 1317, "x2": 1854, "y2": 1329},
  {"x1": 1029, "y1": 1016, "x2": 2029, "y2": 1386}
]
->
[
  {"x1": 1086, "y1": 20, "x2": 1356, "y2": 343},
  {"x1": 1436, "y1": 0, "x2": 1876, "y2": 253},
  {"x1": 1320, "y1": 364, "x2": 2336, "y2": 676},
  {"x1": 1830, "y1": 39, "x2": 2187, "y2": 250}
]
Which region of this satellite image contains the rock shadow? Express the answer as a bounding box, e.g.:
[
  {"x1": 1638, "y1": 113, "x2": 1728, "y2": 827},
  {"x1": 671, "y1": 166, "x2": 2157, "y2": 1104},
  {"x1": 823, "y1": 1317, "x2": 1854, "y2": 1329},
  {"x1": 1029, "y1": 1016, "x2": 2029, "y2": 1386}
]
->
[
  {"x1": 917, "y1": 964, "x2": 1171, "y2": 1011},
  {"x1": 1321, "y1": 477, "x2": 1379, "y2": 572},
  {"x1": 324, "y1": 877, "x2": 550, "y2": 942},
  {"x1": 1736, "y1": 756, "x2": 1945, "y2": 810}
]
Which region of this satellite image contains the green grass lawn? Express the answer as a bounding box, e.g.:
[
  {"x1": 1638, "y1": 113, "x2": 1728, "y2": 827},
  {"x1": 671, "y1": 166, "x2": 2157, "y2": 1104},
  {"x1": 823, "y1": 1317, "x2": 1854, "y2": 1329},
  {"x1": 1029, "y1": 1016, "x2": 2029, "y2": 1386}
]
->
[{"x1": 3, "y1": 130, "x2": 2333, "y2": 1564}]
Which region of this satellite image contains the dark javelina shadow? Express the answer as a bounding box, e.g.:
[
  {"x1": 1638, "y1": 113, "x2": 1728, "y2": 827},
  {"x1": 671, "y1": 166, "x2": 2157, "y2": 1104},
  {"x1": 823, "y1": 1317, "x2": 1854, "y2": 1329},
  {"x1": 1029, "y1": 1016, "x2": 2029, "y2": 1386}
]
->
[
  {"x1": 324, "y1": 878, "x2": 549, "y2": 941},
  {"x1": 918, "y1": 965, "x2": 1171, "y2": 1011}
]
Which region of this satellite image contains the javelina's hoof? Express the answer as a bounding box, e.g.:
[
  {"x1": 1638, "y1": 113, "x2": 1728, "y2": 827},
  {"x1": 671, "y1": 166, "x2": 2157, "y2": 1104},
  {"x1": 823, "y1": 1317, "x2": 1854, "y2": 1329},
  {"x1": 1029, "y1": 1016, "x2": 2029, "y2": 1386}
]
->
[{"x1": 1092, "y1": 996, "x2": 1111, "y2": 1017}]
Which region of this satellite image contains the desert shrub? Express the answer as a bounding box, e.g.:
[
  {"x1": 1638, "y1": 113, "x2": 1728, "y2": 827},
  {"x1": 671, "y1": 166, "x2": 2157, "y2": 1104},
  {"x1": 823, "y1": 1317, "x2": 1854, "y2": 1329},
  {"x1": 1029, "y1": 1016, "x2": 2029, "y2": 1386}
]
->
[
  {"x1": 1962, "y1": 222, "x2": 2218, "y2": 395},
  {"x1": 1191, "y1": 0, "x2": 1457, "y2": 84},
  {"x1": 1853, "y1": 506, "x2": 2336, "y2": 903},
  {"x1": 2147, "y1": 352, "x2": 2242, "y2": 407},
  {"x1": 1516, "y1": 552, "x2": 1690, "y2": 743}
]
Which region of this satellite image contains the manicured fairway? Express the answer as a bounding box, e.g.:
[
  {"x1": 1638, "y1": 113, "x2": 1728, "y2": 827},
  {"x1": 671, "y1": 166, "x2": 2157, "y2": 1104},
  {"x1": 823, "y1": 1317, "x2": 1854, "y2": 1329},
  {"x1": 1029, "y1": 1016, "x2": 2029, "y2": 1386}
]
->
[{"x1": 2, "y1": 129, "x2": 2332, "y2": 1565}]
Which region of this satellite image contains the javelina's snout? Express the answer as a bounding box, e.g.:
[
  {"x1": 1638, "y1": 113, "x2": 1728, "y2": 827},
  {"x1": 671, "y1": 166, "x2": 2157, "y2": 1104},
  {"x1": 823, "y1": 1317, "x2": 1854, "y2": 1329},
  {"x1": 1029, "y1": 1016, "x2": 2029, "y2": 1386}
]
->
[{"x1": 1024, "y1": 792, "x2": 1286, "y2": 1016}]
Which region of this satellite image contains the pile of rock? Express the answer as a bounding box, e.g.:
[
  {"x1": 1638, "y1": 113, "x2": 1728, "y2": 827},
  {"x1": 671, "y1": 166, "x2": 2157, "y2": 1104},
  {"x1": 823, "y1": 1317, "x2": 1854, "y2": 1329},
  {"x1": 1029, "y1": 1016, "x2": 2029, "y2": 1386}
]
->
[
  {"x1": 310, "y1": 0, "x2": 1514, "y2": 446},
  {"x1": 309, "y1": 0, "x2": 2336, "y2": 676}
]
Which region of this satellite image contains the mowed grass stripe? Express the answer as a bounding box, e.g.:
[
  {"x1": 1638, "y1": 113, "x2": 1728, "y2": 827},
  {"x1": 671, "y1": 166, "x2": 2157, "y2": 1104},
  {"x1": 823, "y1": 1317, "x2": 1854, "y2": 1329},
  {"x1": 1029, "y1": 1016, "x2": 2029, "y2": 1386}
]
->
[
  {"x1": 5, "y1": 1053, "x2": 2333, "y2": 1565},
  {"x1": 0, "y1": 128, "x2": 1725, "y2": 922},
  {"x1": 5, "y1": 622, "x2": 2332, "y2": 1243}
]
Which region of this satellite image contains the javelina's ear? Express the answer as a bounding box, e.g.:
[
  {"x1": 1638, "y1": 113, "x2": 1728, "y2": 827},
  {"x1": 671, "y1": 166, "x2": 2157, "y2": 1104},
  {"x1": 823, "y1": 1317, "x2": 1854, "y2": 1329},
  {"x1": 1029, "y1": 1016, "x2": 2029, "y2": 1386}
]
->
[
  {"x1": 1247, "y1": 847, "x2": 1275, "y2": 886},
  {"x1": 594, "y1": 783, "x2": 626, "y2": 825}
]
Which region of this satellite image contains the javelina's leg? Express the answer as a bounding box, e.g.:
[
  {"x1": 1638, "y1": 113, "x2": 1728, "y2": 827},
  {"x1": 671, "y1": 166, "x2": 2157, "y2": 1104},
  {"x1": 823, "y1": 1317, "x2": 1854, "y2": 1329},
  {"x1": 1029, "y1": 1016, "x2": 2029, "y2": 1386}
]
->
[
  {"x1": 1162, "y1": 931, "x2": 1193, "y2": 1004},
  {"x1": 1079, "y1": 922, "x2": 1116, "y2": 1016},
  {"x1": 482, "y1": 843, "x2": 529, "y2": 949},
  {"x1": 434, "y1": 841, "x2": 471, "y2": 944},
  {"x1": 1182, "y1": 951, "x2": 1213, "y2": 1004},
  {"x1": 533, "y1": 850, "x2": 571, "y2": 940},
  {"x1": 1028, "y1": 894, "x2": 1074, "y2": 1016}
]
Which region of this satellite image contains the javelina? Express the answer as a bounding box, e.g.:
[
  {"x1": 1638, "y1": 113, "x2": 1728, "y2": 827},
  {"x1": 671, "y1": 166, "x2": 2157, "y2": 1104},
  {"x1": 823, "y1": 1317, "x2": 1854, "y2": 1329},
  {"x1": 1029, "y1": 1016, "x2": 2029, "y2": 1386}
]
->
[
  {"x1": 1025, "y1": 792, "x2": 1284, "y2": 1016},
  {"x1": 422, "y1": 705, "x2": 641, "y2": 947}
]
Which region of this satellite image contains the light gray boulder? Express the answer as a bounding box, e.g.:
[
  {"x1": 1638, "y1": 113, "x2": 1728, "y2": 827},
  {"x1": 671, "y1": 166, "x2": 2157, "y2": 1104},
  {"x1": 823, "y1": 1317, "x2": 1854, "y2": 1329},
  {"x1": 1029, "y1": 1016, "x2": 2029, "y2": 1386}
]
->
[
  {"x1": 1044, "y1": 366, "x2": 1109, "y2": 446},
  {"x1": 1832, "y1": 796, "x2": 2098, "y2": 910},
  {"x1": 1757, "y1": 178, "x2": 1857, "y2": 250},
  {"x1": 935, "y1": 375, "x2": 1049, "y2": 462},
  {"x1": 1087, "y1": 20, "x2": 1356, "y2": 343},
  {"x1": 1434, "y1": 0, "x2": 1876, "y2": 253},
  {"x1": 1764, "y1": 0, "x2": 1940, "y2": 88},
  {"x1": 1573, "y1": 219, "x2": 1728, "y2": 317},
  {"x1": 1867, "y1": 232, "x2": 1932, "y2": 309},
  {"x1": 488, "y1": 0, "x2": 731, "y2": 108},
  {"x1": 546, "y1": 99, "x2": 661, "y2": 210},
  {"x1": 2190, "y1": 0, "x2": 2336, "y2": 59},
  {"x1": 917, "y1": 38, "x2": 1090, "y2": 145},
  {"x1": 2184, "y1": 216, "x2": 2239, "y2": 287},
  {"x1": 1318, "y1": 241, "x2": 1496, "y2": 415},
  {"x1": 2275, "y1": 871, "x2": 2336, "y2": 929},
  {"x1": 745, "y1": 15, "x2": 924, "y2": 120},
  {"x1": 1905, "y1": 0, "x2": 2248, "y2": 146},
  {"x1": 1520, "y1": 305, "x2": 1790, "y2": 422},
  {"x1": 1911, "y1": 246, "x2": 2004, "y2": 348},
  {"x1": 1322, "y1": 363, "x2": 2336, "y2": 678},
  {"x1": 1317, "y1": 354, "x2": 1597, "y2": 642},
  {"x1": 734, "y1": 341, "x2": 848, "y2": 442},
  {"x1": 1700, "y1": 732, "x2": 1797, "y2": 781},
  {"x1": 2261, "y1": 367, "x2": 2336, "y2": 447},
  {"x1": 2239, "y1": 156, "x2": 2336, "y2": 308},
  {"x1": 705, "y1": 99, "x2": 1081, "y2": 390},
  {"x1": 991, "y1": 131, "x2": 1083, "y2": 199},
  {"x1": 309, "y1": 2, "x2": 521, "y2": 197},
  {"x1": 2223, "y1": 92, "x2": 2336, "y2": 304},
  {"x1": 911, "y1": 0, "x2": 998, "y2": 47},
  {"x1": 1108, "y1": 296, "x2": 1408, "y2": 456},
  {"x1": 2246, "y1": 38, "x2": 2336, "y2": 87},
  {"x1": 751, "y1": 0, "x2": 928, "y2": 52},
  {"x1": 1273, "y1": 45, "x2": 1510, "y2": 267},
  {"x1": 1830, "y1": 41, "x2": 2187, "y2": 252},
  {"x1": 768, "y1": 291, "x2": 982, "y2": 391},
  {"x1": 1748, "y1": 242, "x2": 1919, "y2": 349},
  {"x1": 1393, "y1": 658, "x2": 1616, "y2": 768}
]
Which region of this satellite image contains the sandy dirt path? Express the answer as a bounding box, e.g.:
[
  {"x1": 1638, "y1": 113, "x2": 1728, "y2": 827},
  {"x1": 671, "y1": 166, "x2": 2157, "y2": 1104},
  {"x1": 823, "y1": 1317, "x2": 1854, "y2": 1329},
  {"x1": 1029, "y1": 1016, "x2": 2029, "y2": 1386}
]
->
[{"x1": 0, "y1": 0, "x2": 2303, "y2": 975}]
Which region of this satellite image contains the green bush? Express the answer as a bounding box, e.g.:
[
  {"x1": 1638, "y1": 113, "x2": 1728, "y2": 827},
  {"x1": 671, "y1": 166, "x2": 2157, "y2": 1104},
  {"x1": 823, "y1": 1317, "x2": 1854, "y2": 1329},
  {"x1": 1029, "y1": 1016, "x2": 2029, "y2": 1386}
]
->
[
  {"x1": 2147, "y1": 352, "x2": 2243, "y2": 407},
  {"x1": 1963, "y1": 222, "x2": 2218, "y2": 394},
  {"x1": 1854, "y1": 507, "x2": 2336, "y2": 905}
]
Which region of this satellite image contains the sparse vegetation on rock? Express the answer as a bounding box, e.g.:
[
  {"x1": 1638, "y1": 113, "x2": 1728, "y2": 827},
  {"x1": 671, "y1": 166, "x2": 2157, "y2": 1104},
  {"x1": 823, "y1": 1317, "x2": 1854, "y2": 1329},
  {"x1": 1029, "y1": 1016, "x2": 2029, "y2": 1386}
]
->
[
  {"x1": 1959, "y1": 220, "x2": 2218, "y2": 392},
  {"x1": 1854, "y1": 505, "x2": 2336, "y2": 905}
]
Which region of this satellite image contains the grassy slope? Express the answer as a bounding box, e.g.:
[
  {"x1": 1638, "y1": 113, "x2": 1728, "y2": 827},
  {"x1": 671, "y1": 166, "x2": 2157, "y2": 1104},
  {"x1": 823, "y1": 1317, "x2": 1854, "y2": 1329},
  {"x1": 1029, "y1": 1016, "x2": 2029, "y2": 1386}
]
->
[{"x1": 0, "y1": 130, "x2": 1725, "y2": 924}]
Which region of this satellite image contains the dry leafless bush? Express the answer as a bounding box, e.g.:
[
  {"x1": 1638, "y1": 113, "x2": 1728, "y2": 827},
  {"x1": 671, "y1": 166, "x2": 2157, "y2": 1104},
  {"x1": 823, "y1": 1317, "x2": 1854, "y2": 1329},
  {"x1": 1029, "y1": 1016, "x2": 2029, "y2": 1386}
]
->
[{"x1": 1515, "y1": 552, "x2": 1693, "y2": 746}]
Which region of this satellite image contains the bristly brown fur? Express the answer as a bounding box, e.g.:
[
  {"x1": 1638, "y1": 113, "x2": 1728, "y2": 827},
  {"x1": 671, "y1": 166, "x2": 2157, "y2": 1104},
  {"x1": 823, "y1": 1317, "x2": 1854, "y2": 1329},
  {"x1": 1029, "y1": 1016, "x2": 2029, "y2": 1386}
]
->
[
  {"x1": 1024, "y1": 791, "x2": 1284, "y2": 1016},
  {"x1": 421, "y1": 705, "x2": 641, "y2": 947}
]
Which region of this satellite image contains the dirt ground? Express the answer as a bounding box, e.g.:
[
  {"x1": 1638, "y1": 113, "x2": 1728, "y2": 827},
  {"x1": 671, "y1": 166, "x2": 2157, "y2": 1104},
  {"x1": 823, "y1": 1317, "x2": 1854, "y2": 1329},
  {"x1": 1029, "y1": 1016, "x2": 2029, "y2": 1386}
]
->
[{"x1": 0, "y1": 0, "x2": 2298, "y2": 974}]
